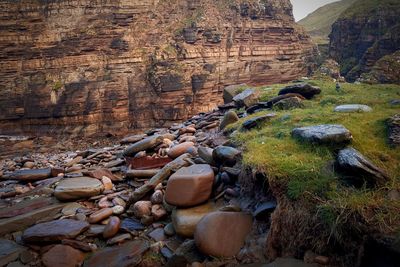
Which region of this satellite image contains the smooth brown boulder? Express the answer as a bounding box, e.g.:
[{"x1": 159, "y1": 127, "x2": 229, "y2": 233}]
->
[
  {"x1": 22, "y1": 219, "x2": 89, "y2": 243},
  {"x1": 54, "y1": 177, "x2": 104, "y2": 201},
  {"x1": 167, "y1": 142, "x2": 195, "y2": 159},
  {"x1": 194, "y1": 211, "x2": 252, "y2": 257},
  {"x1": 165, "y1": 164, "x2": 214, "y2": 207},
  {"x1": 172, "y1": 202, "x2": 218, "y2": 237},
  {"x1": 88, "y1": 208, "x2": 113, "y2": 224},
  {"x1": 103, "y1": 216, "x2": 120, "y2": 239},
  {"x1": 42, "y1": 245, "x2": 84, "y2": 267}
]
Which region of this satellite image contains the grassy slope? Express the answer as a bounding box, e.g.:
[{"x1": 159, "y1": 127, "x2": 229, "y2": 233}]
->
[
  {"x1": 298, "y1": 0, "x2": 357, "y2": 44},
  {"x1": 230, "y1": 80, "x2": 400, "y2": 240},
  {"x1": 340, "y1": 0, "x2": 400, "y2": 18}
]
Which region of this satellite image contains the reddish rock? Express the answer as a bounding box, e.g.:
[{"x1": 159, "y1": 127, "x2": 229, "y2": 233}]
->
[
  {"x1": 132, "y1": 201, "x2": 152, "y2": 218},
  {"x1": 54, "y1": 177, "x2": 104, "y2": 201},
  {"x1": 103, "y1": 216, "x2": 121, "y2": 239},
  {"x1": 194, "y1": 212, "x2": 252, "y2": 257},
  {"x1": 101, "y1": 176, "x2": 113, "y2": 190},
  {"x1": 85, "y1": 169, "x2": 120, "y2": 182},
  {"x1": 167, "y1": 142, "x2": 195, "y2": 159},
  {"x1": 151, "y1": 204, "x2": 167, "y2": 221},
  {"x1": 42, "y1": 245, "x2": 84, "y2": 267},
  {"x1": 88, "y1": 208, "x2": 113, "y2": 224},
  {"x1": 165, "y1": 164, "x2": 214, "y2": 207}
]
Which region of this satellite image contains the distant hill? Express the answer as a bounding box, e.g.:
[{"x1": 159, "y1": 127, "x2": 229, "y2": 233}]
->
[{"x1": 298, "y1": 0, "x2": 357, "y2": 44}]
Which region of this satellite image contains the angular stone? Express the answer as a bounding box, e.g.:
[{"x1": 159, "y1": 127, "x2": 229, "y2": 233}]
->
[
  {"x1": 336, "y1": 148, "x2": 389, "y2": 188},
  {"x1": 165, "y1": 164, "x2": 214, "y2": 207},
  {"x1": 101, "y1": 176, "x2": 113, "y2": 190},
  {"x1": 7, "y1": 168, "x2": 52, "y2": 181},
  {"x1": 54, "y1": 177, "x2": 104, "y2": 201},
  {"x1": 84, "y1": 240, "x2": 150, "y2": 267},
  {"x1": 278, "y1": 83, "x2": 321, "y2": 99},
  {"x1": 42, "y1": 245, "x2": 84, "y2": 267},
  {"x1": 292, "y1": 124, "x2": 352, "y2": 146},
  {"x1": 0, "y1": 239, "x2": 24, "y2": 267},
  {"x1": 120, "y1": 218, "x2": 145, "y2": 232},
  {"x1": 194, "y1": 211, "x2": 252, "y2": 257},
  {"x1": 22, "y1": 219, "x2": 89, "y2": 243},
  {"x1": 123, "y1": 135, "x2": 164, "y2": 157},
  {"x1": 334, "y1": 104, "x2": 372, "y2": 113},
  {"x1": 233, "y1": 89, "x2": 259, "y2": 108},
  {"x1": 103, "y1": 216, "x2": 120, "y2": 239},
  {"x1": 212, "y1": 146, "x2": 241, "y2": 166},
  {"x1": 168, "y1": 142, "x2": 195, "y2": 159},
  {"x1": 65, "y1": 156, "x2": 83, "y2": 167},
  {"x1": 84, "y1": 168, "x2": 120, "y2": 182},
  {"x1": 220, "y1": 111, "x2": 239, "y2": 130},
  {"x1": 148, "y1": 228, "x2": 166, "y2": 242},
  {"x1": 197, "y1": 147, "x2": 214, "y2": 165},
  {"x1": 172, "y1": 202, "x2": 218, "y2": 237},
  {"x1": 223, "y1": 84, "x2": 247, "y2": 104},
  {"x1": 151, "y1": 204, "x2": 167, "y2": 220},
  {"x1": 88, "y1": 208, "x2": 113, "y2": 224},
  {"x1": 273, "y1": 96, "x2": 304, "y2": 110},
  {"x1": 242, "y1": 114, "x2": 276, "y2": 131},
  {"x1": 106, "y1": 233, "x2": 132, "y2": 246}
]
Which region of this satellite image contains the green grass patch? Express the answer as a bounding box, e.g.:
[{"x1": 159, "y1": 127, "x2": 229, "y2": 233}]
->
[{"x1": 231, "y1": 80, "x2": 400, "y2": 235}]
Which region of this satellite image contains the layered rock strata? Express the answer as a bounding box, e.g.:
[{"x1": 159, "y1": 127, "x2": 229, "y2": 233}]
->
[{"x1": 0, "y1": 0, "x2": 315, "y2": 135}]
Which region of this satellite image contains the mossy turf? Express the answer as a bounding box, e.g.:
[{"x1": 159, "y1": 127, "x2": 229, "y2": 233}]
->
[{"x1": 230, "y1": 80, "x2": 400, "y2": 236}]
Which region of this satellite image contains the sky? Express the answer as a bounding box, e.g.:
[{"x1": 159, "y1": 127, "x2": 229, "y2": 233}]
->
[{"x1": 291, "y1": 0, "x2": 339, "y2": 21}]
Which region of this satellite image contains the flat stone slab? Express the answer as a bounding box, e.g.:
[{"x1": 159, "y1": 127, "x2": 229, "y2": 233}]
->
[
  {"x1": 54, "y1": 177, "x2": 104, "y2": 201},
  {"x1": 334, "y1": 104, "x2": 372, "y2": 112},
  {"x1": 22, "y1": 219, "x2": 89, "y2": 243},
  {"x1": 0, "y1": 239, "x2": 25, "y2": 267},
  {"x1": 7, "y1": 168, "x2": 52, "y2": 181},
  {"x1": 84, "y1": 240, "x2": 149, "y2": 267},
  {"x1": 292, "y1": 124, "x2": 352, "y2": 146},
  {"x1": 336, "y1": 148, "x2": 389, "y2": 188}
]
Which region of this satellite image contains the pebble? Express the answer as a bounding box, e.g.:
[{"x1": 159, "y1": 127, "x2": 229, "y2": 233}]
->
[
  {"x1": 151, "y1": 204, "x2": 167, "y2": 220},
  {"x1": 103, "y1": 216, "x2": 121, "y2": 239},
  {"x1": 150, "y1": 190, "x2": 164, "y2": 204},
  {"x1": 88, "y1": 208, "x2": 113, "y2": 224},
  {"x1": 132, "y1": 201, "x2": 152, "y2": 218},
  {"x1": 112, "y1": 205, "x2": 124, "y2": 215},
  {"x1": 101, "y1": 176, "x2": 113, "y2": 190}
]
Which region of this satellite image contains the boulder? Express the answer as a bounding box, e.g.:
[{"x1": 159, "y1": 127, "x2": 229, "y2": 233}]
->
[
  {"x1": 291, "y1": 124, "x2": 352, "y2": 146},
  {"x1": 242, "y1": 113, "x2": 276, "y2": 131},
  {"x1": 7, "y1": 168, "x2": 52, "y2": 181},
  {"x1": 172, "y1": 202, "x2": 218, "y2": 237},
  {"x1": 165, "y1": 164, "x2": 214, "y2": 207},
  {"x1": 336, "y1": 148, "x2": 389, "y2": 188},
  {"x1": 84, "y1": 240, "x2": 150, "y2": 267},
  {"x1": 123, "y1": 135, "x2": 164, "y2": 157},
  {"x1": 278, "y1": 83, "x2": 321, "y2": 99},
  {"x1": 223, "y1": 84, "x2": 247, "y2": 104},
  {"x1": 194, "y1": 211, "x2": 252, "y2": 257},
  {"x1": 334, "y1": 104, "x2": 372, "y2": 113},
  {"x1": 212, "y1": 146, "x2": 241, "y2": 166},
  {"x1": 22, "y1": 219, "x2": 89, "y2": 243},
  {"x1": 42, "y1": 245, "x2": 84, "y2": 267},
  {"x1": 54, "y1": 177, "x2": 104, "y2": 201},
  {"x1": 273, "y1": 96, "x2": 304, "y2": 110},
  {"x1": 168, "y1": 142, "x2": 195, "y2": 159},
  {"x1": 219, "y1": 111, "x2": 239, "y2": 130},
  {"x1": 233, "y1": 89, "x2": 259, "y2": 108}
]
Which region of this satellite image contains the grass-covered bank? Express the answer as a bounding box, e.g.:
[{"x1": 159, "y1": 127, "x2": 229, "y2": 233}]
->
[{"x1": 229, "y1": 80, "x2": 400, "y2": 265}]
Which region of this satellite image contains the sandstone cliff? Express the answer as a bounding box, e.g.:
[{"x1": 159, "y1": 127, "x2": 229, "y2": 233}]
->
[
  {"x1": 329, "y1": 0, "x2": 400, "y2": 82},
  {"x1": 0, "y1": 0, "x2": 315, "y2": 136}
]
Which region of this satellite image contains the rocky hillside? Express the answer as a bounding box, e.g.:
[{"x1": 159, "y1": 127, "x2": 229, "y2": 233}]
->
[
  {"x1": 329, "y1": 0, "x2": 400, "y2": 82},
  {"x1": 0, "y1": 0, "x2": 316, "y2": 136},
  {"x1": 298, "y1": 0, "x2": 357, "y2": 44}
]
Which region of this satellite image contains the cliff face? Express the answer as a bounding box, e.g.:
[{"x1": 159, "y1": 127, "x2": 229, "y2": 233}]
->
[
  {"x1": 0, "y1": 0, "x2": 315, "y2": 136},
  {"x1": 329, "y1": 0, "x2": 400, "y2": 82}
]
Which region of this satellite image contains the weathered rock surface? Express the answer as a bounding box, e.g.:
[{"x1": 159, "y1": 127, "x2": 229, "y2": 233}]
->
[
  {"x1": 84, "y1": 240, "x2": 149, "y2": 267},
  {"x1": 336, "y1": 148, "x2": 389, "y2": 187},
  {"x1": 165, "y1": 164, "x2": 214, "y2": 207},
  {"x1": 42, "y1": 245, "x2": 85, "y2": 267},
  {"x1": 220, "y1": 111, "x2": 239, "y2": 130},
  {"x1": 22, "y1": 219, "x2": 89, "y2": 243},
  {"x1": 273, "y1": 96, "x2": 304, "y2": 110},
  {"x1": 233, "y1": 89, "x2": 260, "y2": 108},
  {"x1": 6, "y1": 168, "x2": 52, "y2": 181},
  {"x1": 0, "y1": 239, "x2": 24, "y2": 267},
  {"x1": 54, "y1": 177, "x2": 104, "y2": 201},
  {"x1": 334, "y1": 104, "x2": 372, "y2": 113},
  {"x1": 172, "y1": 202, "x2": 218, "y2": 237},
  {"x1": 223, "y1": 84, "x2": 247, "y2": 104},
  {"x1": 278, "y1": 84, "x2": 321, "y2": 99},
  {"x1": 213, "y1": 146, "x2": 241, "y2": 166},
  {"x1": 387, "y1": 114, "x2": 400, "y2": 146},
  {"x1": 292, "y1": 124, "x2": 352, "y2": 146},
  {"x1": 194, "y1": 211, "x2": 252, "y2": 257},
  {"x1": 0, "y1": 0, "x2": 315, "y2": 136}
]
